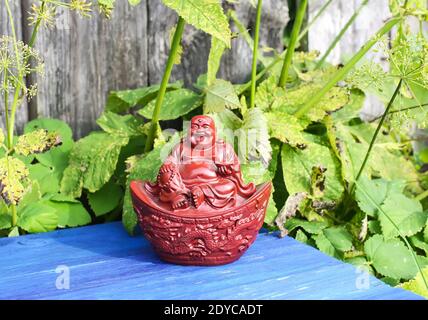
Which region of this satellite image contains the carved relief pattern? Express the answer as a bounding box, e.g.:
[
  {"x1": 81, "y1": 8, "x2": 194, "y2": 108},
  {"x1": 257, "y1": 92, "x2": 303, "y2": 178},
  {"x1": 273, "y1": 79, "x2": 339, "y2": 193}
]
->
[{"x1": 132, "y1": 184, "x2": 271, "y2": 265}]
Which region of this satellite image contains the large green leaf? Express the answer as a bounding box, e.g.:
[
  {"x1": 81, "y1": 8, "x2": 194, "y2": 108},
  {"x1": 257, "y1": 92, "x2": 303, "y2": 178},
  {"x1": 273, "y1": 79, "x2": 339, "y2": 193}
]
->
[
  {"x1": 96, "y1": 111, "x2": 144, "y2": 136},
  {"x1": 88, "y1": 181, "x2": 122, "y2": 216},
  {"x1": 105, "y1": 82, "x2": 182, "y2": 113},
  {"x1": 60, "y1": 132, "x2": 129, "y2": 197},
  {"x1": 45, "y1": 200, "x2": 91, "y2": 228},
  {"x1": 364, "y1": 234, "x2": 421, "y2": 280},
  {"x1": 205, "y1": 79, "x2": 241, "y2": 113},
  {"x1": 379, "y1": 194, "x2": 427, "y2": 239},
  {"x1": 281, "y1": 136, "x2": 344, "y2": 202},
  {"x1": 284, "y1": 218, "x2": 328, "y2": 234},
  {"x1": 139, "y1": 89, "x2": 203, "y2": 120},
  {"x1": 28, "y1": 163, "x2": 60, "y2": 195},
  {"x1": 236, "y1": 108, "x2": 272, "y2": 165},
  {"x1": 24, "y1": 118, "x2": 74, "y2": 182},
  {"x1": 161, "y1": 0, "x2": 231, "y2": 47},
  {"x1": 18, "y1": 203, "x2": 58, "y2": 233},
  {"x1": 265, "y1": 111, "x2": 307, "y2": 148},
  {"x1": 323, "y1": 226, "x2": 354, "y2": 252},
  {"x1": 24, "y1": 118, "x2": 73, "y2": 151},
  {"x1": 207, "y1": 36, "x2": 227, "y2": 86},
  {"x1": 14, "y1": 129, "x2": 61, "y2": 157}
]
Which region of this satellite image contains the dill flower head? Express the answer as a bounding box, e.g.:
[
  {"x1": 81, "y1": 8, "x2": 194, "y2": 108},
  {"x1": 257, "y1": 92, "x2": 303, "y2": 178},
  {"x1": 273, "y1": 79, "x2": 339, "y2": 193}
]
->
[{"x1": 0, "y1": 36, "x2": 44, "y2": 103}]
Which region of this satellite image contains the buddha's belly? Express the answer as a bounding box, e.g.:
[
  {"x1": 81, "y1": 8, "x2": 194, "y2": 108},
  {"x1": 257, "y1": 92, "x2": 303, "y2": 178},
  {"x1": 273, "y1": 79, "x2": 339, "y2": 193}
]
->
[{"x1": 179, "y1": 162, "x2": 218, "y2": 185}]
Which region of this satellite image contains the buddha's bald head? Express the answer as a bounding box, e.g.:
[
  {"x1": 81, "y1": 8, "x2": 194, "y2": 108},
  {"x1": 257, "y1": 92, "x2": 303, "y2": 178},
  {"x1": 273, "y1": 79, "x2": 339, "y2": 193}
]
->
[{"x1": 189, "y1": 115, "x2": 216, "y2": 148}]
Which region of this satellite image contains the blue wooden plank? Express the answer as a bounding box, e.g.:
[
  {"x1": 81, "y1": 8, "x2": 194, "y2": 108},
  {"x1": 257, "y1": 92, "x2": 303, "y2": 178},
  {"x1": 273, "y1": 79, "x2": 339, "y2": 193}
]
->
[{"x1": 0, "y1": 222, "x2": 423, "y2": 300}]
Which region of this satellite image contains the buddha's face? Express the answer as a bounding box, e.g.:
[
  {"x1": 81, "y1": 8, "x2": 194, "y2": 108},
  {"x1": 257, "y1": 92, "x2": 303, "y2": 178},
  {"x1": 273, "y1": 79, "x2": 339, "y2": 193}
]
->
[{"x1": 189, "y1": 116, "x2": 215, "y2": 148}]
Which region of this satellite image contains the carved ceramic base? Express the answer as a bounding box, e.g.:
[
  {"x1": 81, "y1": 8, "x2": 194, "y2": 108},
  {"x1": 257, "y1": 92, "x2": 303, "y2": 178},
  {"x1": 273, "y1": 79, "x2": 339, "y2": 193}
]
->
[{"x1": 130, "y1": 181, "x2": 272, "y2": 266}]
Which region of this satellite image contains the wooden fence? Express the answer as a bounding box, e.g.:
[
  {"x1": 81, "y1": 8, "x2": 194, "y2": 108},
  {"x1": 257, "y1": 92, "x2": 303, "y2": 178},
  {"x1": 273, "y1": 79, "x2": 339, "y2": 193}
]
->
[{"x1": 0, "y1": 0, "x2": 412, "y2": 137}]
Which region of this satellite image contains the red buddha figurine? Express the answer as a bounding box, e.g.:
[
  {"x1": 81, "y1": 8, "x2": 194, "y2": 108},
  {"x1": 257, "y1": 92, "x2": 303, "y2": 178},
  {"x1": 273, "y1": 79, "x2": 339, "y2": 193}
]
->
[
  {"x1": 130, "y1": 115, "x2": 272, "y2": 266},
  {"x1": 145, "y1": 115, "x2": 256, "y2": 211}
]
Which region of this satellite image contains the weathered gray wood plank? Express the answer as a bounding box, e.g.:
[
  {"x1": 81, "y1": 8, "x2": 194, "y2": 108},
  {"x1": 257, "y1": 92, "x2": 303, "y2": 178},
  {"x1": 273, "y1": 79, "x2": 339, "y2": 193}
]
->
[
  {"x1": 308, "y1": 0, "x2": 391, "y2": 65},
  {"x1": 0, "y1": 1, "x2": 28, "y2": 133},
  {"x1": 308, "y1": 0, "x2": 392, "y2": 119},
  {"x1": 24, "y1": 0, "x2": 148, "y2": 138},
  {"x1": 147, "y1": 0, "x2": 289, "y2": 86}
]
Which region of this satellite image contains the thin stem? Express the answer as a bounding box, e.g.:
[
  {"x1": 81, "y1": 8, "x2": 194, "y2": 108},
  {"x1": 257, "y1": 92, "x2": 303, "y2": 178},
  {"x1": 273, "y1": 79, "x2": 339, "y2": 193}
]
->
[
  {"x1": 11, "y1": 205, "x2": 17, "y2": 227},
  {"x1": 294, "y1": 16, "x2": 401, "y2": 118},
  {"x1": 28, "y1": 1, "x2": 46, "y2": 48},
  {"x1": 355, "y1": 79, "x2": 403, "y2": 183},
  {"x1": 316, "y1": 0, "x2": 369, "y2": 69},
  {"x1": 298, "y1": 0, "x2": 333, "y2": 42},
  {"x1": 371, "y1": 103, "x2": 428, "y2": 121},
  {"x1": 250, "y1": 0, "x2": 263, "y2": 109},
  {"x1": 415, "y1": 189, "x2": 428, "y2": 202},
  {"x1": 278, "y1": 0, "x2": 308, "y2": 87},
  {"x1": 144, "y1": 16, "x2": 185, "y2": 153}
]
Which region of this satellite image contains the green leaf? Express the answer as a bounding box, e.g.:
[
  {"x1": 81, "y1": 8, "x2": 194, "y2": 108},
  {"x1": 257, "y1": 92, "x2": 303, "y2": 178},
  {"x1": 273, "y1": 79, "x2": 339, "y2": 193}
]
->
[
  {"x1": 410, "y1": 234, "x2": 428, "y2": 255},
  {"x1": 323, "y1": 226, "x2": 354, "y2": 252},
  {"x1": 205, "y1": 79, "x2": 241, "y2": 113},
  {"x1": 161, "y1": 0, "x2": 231, "y2": 47},
  {"x1": 207, "y1": 36, "x2": 227, "y2": 86},
  {"x1": 139, "y1": 89, "x2": 203, "y2": 120},
  {"x1": 281, "y1": 137, "x2": 344, "y2": 202},
  {"x1": 0, "y1": 214, "x2": 11, "y2": 229},
  {"x1": 45, "y1": 200, "x2": 91, "y2": 228},
  {"x1": 254, "y1": 76, "x2": 286, "y2": 111},
  {"x1": 14, "y1": 129, "x2": 61, "y2": 157},
  {"x1": 379, "y1": 194, "x2": 427, "y2": 239},
  {"x1": 28, "y1": 164, "x2": 60, "y2": 195},
  {"x1": 208, "y1": 109, "x2": 242, "y2": 144},
  {"x1": 400, "y1": 266, "x2": 428, "y2": 299},
  {"x1": 96, "y1": 111, "x2": 144, "y2": 137},
  {"x1": 105, "y1": 82, "x2": 182, "y2": 113},
  {"x1": 24, "y1": 119, "x2": 74, "y2": 182},
  {"x1": 265, "y1": 111, "x2": 307, "y2": 148},
  {"x1": 88, "y1": 181, "x2": 122, "y2": 216},
  {"x1": 364, "y1": 234, "x2": 420, "y2": 280},
  {"x1": 313, "y1": 232, "x2": 340, "y2": 258},
  {"x1": 284, "y1": 218, "x2": 328, "y2": 234},
  {"x1": 17, "y1": 181, "x2": 41, "y2": 210},
  {"x1": 18, "y1": 203, "x2": 58, "y2": 233},
  {"x1": 355, "y1": 177, "x2": 389, "y2": 217},
  {"x1": 0, "y1": 156, "x2": 29, "y2": 205},
  {"x1": 24, "y1": 118, "x2": 73, "y2": 151},
  {"x1": 61, "y1": 132, "x2": 129, "y2": 197},
  {"x1": 236, "y1": 108, "x2": 272, "y2": 165},
  {"x1": 128, "y1": 0, "x2": 141, "y2": 5}
]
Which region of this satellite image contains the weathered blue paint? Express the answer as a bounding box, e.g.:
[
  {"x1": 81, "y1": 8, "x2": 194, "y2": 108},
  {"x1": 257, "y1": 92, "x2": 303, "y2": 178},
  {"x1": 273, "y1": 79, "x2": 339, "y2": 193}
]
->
[{"x1": 0, "y1": 222, "x2": 422, "y2": 300}]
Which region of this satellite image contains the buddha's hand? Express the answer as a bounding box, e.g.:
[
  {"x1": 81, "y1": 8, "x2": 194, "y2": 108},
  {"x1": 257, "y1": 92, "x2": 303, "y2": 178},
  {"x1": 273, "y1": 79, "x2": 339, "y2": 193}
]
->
[
  {"x1": 217, "y1": 163, "x2": 233, "y2": 176},
  {"x1": 159, "y1": 162, "x2": 176, "y2": 174}
]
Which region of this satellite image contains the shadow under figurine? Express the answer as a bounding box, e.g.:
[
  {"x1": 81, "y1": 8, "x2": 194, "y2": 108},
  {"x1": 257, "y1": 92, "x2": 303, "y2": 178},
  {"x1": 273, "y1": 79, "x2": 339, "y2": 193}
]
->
[{"x1": 130, "y1": 115, "x2": 272, "y2": 266}]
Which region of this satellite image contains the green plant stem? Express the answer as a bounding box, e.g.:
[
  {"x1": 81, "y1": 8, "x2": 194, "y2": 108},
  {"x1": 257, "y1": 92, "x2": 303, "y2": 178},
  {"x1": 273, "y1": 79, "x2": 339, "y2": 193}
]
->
[
  {"x1": 250, "y1": 0, "x2": 263, "y2": 109},
  {"x1": 297, "y1": 0, "x2": 333, "y2": 43},
  {"x1": 294, "y1": 16, "x2": 401, "y2": 118},
  {"x1": 11, "y1": 205, "x2": 17, "y2": 227},
  {"x1": 28, "y1": 1, "x2": 46, "y2": 48},
  {"x1": 415, "y1": 189, "x2": 428, "y2": 202},
  {"x1": 278, "y1": 0, "x2": 308, "y2": 87},
  {"x1": 316, "y1": 0, "x2": 369, "y2": 69},
  {"x1": 144, "y1": 16, "x2": 185, "y2": 153},
  {"x1": 371, "y1": 102, "x2": 428, "y2": 121},
  {"x1": 355, "y1": 79, "x2": 403, "y2": 183}
]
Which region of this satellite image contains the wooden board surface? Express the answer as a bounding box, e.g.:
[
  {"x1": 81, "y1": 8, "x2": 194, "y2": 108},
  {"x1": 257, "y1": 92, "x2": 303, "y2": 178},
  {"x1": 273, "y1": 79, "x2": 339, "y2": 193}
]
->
[{"x1": 0, "y1": 222, "x2": 422, "y2": 300}]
